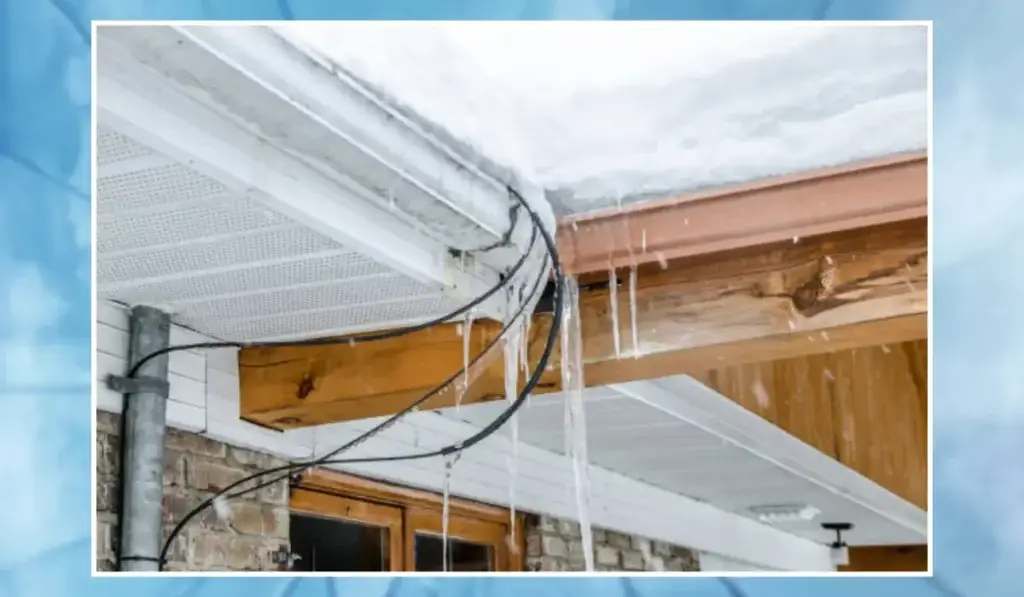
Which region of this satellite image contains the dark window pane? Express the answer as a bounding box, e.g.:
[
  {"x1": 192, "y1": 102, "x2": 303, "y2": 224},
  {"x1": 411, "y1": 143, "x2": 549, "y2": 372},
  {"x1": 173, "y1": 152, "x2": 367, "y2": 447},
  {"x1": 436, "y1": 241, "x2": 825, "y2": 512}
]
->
[
  {"x1": 414, "y1": 533, "x2": 493, "y2": 572},
  {"x1": 290, "y1": 513, "x2": 390, "y2": 571}
]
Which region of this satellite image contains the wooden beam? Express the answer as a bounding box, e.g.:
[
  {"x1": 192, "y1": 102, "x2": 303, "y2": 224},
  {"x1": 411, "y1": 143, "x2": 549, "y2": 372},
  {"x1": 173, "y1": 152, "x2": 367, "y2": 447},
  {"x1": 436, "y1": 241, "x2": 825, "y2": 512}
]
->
[
  {"x1": 239, "y1": 218, "x2": 927, "y2": 429},
  {"x1": 700, "y1": 339, "x2": 929, "y2": 509},
  {"x1": 840, "y1": 545, "x2": 928, "y2": 572},
  {"x1": 559, "y1": 152, "x2": 927, "y2": 275}
]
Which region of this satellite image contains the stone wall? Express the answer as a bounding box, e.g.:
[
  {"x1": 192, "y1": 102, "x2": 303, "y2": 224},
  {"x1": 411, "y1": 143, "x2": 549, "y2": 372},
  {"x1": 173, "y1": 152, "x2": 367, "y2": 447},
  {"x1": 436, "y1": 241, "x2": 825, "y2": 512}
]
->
[
  {"x1": 523, "y1": 515, "x2": 700, "y2": 572},
  {"x1": 96, "y1": 412, "x2": 291, "y2": 571}
]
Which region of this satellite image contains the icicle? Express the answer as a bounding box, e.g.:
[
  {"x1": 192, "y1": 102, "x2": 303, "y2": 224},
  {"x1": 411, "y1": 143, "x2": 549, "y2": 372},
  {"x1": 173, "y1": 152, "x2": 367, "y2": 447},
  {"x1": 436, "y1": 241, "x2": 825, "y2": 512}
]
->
[
  {"x1": 504, "y1": 320, "x2": 522, "y2": 555},
  {"x1": 441, "y1": 452, "x2": 460, "y2": 572},
  {"x1": 629, "y1": 265, "x2": 639, "y2": 359},
  {"x1": 457, "y1": 309, "x2": 475, "y2": 414},
  {"x1": 608, "y1": 269, "x2": 621, "y2": 358},
  {"x1": 655, "y1": 252, "x2": 668, "y2": 269},
  {"x1": 560, "y1": 276, "x2": 595, "y2": 571},
  {"x1": 519, "y1": 316, "x2": 531, "y2": 379},
  {"x1": 751, "y1": 380, "x2": 771, "y2": 409}
]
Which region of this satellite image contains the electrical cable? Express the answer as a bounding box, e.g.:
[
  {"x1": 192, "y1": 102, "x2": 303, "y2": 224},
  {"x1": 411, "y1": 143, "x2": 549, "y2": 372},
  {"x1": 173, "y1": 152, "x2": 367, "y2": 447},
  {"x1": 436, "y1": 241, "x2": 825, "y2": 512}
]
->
[
  {"x1": 146, "y1": 185, "x2": 563, "y2": 569},
  {"x1": 125, "y1": 219, "x2": 541, "y2": 380},
  {"x1": 158, "y1": 251, "x2": 551, "y2": 564}
]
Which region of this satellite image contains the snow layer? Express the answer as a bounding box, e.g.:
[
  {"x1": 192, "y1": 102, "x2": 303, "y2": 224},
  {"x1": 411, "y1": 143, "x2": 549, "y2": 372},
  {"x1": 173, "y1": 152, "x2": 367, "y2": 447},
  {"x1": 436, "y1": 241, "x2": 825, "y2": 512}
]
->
[{"x1": 277, "y1": 22, "x2": 928, "y2": 214}]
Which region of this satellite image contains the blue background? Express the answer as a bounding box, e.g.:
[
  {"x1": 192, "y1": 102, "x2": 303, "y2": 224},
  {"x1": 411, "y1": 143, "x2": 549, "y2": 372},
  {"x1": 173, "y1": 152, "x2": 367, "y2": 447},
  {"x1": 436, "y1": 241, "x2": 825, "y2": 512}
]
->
[{"x1": 0, "y1": 0, "x2": 1019, "y2": 595}]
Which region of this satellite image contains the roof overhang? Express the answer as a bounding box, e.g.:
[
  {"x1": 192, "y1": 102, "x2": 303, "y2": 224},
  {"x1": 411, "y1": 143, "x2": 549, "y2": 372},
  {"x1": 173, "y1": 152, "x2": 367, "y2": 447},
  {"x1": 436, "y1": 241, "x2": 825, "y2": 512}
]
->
[{"x1": 96, "y1": 24, "x2": 556, "y2": 322}]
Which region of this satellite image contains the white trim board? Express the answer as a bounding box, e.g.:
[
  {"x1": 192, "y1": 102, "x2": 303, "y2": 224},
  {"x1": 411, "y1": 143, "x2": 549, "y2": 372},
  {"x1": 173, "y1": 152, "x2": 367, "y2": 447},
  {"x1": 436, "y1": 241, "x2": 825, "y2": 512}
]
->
[
  {"x1": 612, "y1": 378, "x2": 928, "y2": 541},
  {"x1": 92, "y1": 300, "x2": 833, "y2": 571}
]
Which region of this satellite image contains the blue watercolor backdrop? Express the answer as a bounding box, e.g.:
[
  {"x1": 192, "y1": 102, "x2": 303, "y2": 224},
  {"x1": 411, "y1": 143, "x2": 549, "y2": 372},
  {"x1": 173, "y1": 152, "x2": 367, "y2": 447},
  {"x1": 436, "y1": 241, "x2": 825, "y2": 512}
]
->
[{"x1": 1, "y1": 0, "x2": 1020, "y2": 595}]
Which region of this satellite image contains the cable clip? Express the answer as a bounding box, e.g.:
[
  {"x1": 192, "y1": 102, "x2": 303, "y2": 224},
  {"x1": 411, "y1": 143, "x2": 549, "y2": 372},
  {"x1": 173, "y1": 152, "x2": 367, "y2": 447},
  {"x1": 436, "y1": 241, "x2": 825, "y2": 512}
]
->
[{"x1": 106, "y1": 374, "x2": 170, "y2": 398}]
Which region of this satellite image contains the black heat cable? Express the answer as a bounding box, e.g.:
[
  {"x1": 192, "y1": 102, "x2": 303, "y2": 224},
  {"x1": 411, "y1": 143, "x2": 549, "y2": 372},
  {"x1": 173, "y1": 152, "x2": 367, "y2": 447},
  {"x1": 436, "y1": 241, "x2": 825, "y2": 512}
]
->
[
  {"x1": 131, "y1": 212, "x2": 536, "y2": 569},
  {"x1": 150, "y1": 185, "x2": 564, "y2": 569},
  {"x1": 157, "y1": 253, "x2": 551, "y2": 566},
  {"x1": 126, "y1": 222, "x2": 540, "y2": 379}
]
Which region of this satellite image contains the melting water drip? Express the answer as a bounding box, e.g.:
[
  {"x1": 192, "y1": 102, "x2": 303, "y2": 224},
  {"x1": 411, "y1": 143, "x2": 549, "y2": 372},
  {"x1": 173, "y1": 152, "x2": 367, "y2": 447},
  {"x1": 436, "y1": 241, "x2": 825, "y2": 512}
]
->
[
  {"x1": 520, "y1": 316, "x2": 531, "y2": 384},
  {"x1": 457, "y1": 309, "x2": 475, "y2": 414},
  {"x1": 628, "y1": 265, "x2": 639, "y2": 358},
  {"x1": 441, "y1": 451, "x2": 460, "y2": 572},
  {"x1": 608, "y1": 269, "x2": 621, "y2": 358},
  {"x1": 560, "y1": 276, "x2": 595, "y2": 571}
]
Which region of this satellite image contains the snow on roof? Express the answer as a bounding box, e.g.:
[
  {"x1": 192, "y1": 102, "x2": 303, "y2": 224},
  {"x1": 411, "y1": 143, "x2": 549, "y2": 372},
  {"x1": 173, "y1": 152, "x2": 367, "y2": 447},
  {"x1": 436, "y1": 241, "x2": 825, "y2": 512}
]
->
[{"x1": 277, "y1": 22, "x2": 928, "y2": 215}]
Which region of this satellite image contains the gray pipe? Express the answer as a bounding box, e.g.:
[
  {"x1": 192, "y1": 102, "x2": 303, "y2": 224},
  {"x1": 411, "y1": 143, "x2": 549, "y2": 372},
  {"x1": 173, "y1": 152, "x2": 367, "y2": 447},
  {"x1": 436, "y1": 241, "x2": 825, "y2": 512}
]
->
[{"x1": 117, "y1": 305, "x2": 171, "y2": 571}]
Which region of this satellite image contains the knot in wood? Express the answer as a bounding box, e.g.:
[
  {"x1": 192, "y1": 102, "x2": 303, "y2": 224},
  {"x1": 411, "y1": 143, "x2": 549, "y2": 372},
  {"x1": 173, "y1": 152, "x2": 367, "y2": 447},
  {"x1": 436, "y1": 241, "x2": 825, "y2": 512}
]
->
[
  {"x1": 792, "y1": 279, "x2": 822, "y2": 312},
  {"x1": 297, "y1": 375, "x2": 315, "y2": 399}
]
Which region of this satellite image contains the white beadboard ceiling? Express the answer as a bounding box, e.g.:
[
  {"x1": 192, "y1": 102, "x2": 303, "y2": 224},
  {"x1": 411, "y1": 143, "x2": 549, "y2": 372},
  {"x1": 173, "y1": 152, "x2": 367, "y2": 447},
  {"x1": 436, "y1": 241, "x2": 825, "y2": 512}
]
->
[
  {"x1": 96, "y1": 125, "x2": 460, "y2": 341},
  {"x1": 438, "y1": 379, "x2": 926, "y2": 547}
]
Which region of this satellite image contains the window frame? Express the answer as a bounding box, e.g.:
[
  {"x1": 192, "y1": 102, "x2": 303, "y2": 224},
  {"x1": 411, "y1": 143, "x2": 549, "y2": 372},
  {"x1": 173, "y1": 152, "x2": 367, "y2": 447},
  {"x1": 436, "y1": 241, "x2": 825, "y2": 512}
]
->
[
  {"x1": 290, "y1": 488, "x2": 404, "y2": 571},
  {"x1": 291, "y1": 469, "x2": 525, "y2": 572}
]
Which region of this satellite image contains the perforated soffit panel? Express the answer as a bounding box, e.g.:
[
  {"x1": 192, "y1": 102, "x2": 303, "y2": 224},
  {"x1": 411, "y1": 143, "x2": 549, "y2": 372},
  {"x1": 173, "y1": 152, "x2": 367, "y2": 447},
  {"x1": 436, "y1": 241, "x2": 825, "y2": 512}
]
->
[
  {"x1": 96, "y1": 126, "x2": 459, "y2": 342},
  {"x1": 438, "y1": 385, "x2": 925, "y2": 547}
]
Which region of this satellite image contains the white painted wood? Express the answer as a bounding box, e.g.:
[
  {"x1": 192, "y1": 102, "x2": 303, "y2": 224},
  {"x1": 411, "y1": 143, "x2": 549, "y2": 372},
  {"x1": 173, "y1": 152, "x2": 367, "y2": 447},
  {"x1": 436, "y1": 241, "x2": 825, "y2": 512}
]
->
[{"x1": 95, "y1": 303, "x2": 208, "y2": 423}]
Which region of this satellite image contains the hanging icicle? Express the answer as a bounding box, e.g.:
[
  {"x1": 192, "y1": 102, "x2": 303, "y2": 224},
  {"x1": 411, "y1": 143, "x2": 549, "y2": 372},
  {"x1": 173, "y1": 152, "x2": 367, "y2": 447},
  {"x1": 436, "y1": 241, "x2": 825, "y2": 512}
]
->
[
  {"x1": 456, "y1": 309, "x2": 475, "y2": 414},
  {"x1": 560, "y1": 276, "x2": 595, "y2": 571},
  {"x1": 628, "y1": 265, "x2": 639, "y2": 358},
  {"x1": 608, "y1": 269, "x2": 621, "y2": 358}
]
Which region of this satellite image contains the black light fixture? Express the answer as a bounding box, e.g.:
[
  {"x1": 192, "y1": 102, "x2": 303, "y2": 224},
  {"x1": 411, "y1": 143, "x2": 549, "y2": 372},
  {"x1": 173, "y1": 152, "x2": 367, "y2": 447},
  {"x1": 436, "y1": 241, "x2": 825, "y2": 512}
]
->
[{"x1": 822, "y1": 522, "x2": 853, "y2": 566}]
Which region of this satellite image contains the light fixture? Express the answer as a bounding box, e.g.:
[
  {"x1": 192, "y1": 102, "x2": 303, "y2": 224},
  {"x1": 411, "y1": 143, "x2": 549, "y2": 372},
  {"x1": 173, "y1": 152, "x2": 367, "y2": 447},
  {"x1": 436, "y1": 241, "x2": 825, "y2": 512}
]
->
[
  {"x1": 748, "y1": 504, "x2": 821, "y2": 524},
  {"x1": 822, "y1": 522, "x2": 853, "y2": 567}
]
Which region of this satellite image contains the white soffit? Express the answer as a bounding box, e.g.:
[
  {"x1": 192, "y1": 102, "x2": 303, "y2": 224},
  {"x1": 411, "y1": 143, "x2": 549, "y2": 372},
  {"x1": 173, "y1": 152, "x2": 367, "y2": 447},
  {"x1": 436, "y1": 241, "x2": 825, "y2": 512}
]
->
[
  {"x1": 95, "y1": 125, "x2": 460, "y2": 341},
  {"x1": 94, "y1": 24, "x2": 560, "y2": 338},
  {"x1": 281, "y1": 22, "x2": 928, "y2": 214},
  {"x1": 440, "y1": 379, "x2": 927, "y2": 547}
]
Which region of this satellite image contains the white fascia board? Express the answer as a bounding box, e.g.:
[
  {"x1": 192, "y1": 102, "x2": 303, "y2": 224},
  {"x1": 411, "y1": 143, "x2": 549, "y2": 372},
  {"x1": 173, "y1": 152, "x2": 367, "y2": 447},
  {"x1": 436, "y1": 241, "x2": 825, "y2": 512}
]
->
[
  {"x1": 173, "y1": 25, "x2": 519, "y2": 254},
  {"x1": 97, "y1": 31, "x2": 502, "y2": 315},
  {"x1": 612, "y1": 378, "x2": 928, "y2": 540}
]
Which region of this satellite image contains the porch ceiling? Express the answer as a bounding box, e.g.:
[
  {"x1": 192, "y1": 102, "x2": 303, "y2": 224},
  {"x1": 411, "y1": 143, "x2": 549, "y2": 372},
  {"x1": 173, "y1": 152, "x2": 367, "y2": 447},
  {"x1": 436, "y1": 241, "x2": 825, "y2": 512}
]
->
[{"x1": 437, "y1": 378, "x2": 927, "y2": 547}]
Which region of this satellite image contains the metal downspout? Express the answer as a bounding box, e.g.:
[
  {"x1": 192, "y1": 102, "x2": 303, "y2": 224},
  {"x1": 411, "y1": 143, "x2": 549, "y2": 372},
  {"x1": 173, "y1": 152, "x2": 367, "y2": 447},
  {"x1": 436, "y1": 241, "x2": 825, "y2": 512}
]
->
[{"x1": 113, "y1": 305, "x2": 171, "y2": 571}]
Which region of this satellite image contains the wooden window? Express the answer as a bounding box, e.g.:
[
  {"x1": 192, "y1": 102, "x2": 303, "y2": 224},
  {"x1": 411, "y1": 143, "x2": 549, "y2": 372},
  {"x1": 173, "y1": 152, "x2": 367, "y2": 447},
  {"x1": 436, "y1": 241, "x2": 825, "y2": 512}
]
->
[{"x1": 289, "y1": 469, "x2": 524, "y2": 572}]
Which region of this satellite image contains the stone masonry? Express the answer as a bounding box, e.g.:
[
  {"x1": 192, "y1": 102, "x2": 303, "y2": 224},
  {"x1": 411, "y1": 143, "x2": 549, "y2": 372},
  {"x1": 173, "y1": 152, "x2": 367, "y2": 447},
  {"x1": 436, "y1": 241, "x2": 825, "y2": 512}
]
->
[
  {"x1": 523, "y1": 515, "x2": 700, "y2": 572},
  {"x1": 96, "y1": 412, "x2": 291, "y2": 571},
  {"x1": 97, "y1": 412, "x2": 700, "y2": 572}
]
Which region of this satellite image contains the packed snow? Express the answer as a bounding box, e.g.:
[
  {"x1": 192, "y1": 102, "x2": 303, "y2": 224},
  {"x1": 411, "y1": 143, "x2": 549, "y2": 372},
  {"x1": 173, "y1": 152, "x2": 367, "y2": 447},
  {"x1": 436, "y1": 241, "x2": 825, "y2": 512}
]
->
[{"x1": 276, "y1": 22, "x2": 927, "y2": 214}]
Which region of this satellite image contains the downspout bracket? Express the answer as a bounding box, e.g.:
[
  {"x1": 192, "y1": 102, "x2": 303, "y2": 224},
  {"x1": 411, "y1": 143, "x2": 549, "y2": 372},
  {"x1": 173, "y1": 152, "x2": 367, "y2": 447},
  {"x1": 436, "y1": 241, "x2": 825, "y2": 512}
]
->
[{"x1": 106, "y1": 374, "x2": 170, "y2": 398}]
